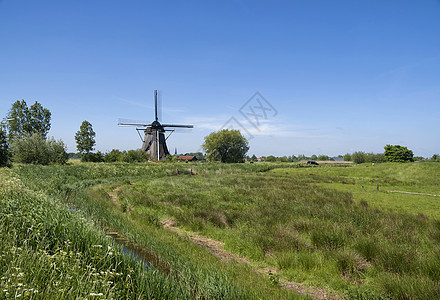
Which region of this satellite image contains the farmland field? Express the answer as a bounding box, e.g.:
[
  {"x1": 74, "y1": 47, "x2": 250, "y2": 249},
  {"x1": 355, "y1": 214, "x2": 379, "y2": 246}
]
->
[{"x1": 1, "y1": 162, "x2": 440, "y2": 299}]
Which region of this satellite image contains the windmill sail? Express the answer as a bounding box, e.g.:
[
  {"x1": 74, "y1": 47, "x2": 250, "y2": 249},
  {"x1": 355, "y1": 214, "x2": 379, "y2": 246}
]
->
[{"x1": 119, "y1": 90, "x2": 193, "y2": 161}]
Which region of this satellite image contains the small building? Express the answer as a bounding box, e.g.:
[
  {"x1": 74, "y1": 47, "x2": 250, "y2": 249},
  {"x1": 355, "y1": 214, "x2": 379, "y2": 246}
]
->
[{"x1": 177, "y1": 155, "x2": 197, "y2": 162}]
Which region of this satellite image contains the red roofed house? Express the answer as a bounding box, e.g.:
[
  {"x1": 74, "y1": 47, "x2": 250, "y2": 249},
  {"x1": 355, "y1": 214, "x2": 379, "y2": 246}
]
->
[{"x1": 177, "y1": 155, "x2": 198, "y2": 162}]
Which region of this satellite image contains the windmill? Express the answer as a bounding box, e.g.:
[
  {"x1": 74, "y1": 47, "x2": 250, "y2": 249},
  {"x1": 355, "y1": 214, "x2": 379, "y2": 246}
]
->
[{"x1": 118, "y1": 90, "x2": 193, "y2": 161}]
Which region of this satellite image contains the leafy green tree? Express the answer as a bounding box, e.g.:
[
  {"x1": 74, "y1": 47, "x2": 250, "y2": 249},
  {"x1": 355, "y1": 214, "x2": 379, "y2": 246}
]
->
[
  {"x1": 11, "y1": 132, "x2": 67, "y2": 165},
  {"x1": 310, "y1": 154, "x2": 318, "y2": 160},
  {"x1": 7, "y1": 100, "x2": 51, "y2": 140},
  {"x1": 384, "y1": 145, "x2": 414, "y2": 162},
  {"x1": 265, "y1": 155, "x2": 277, "y2": 162},
  {"x1": 343, "y1": 153, "x2": 352, "y2": 161},
  {"x1": 103, "y1": 149, "x2": 122, "y2": 162},
  {"x1": 251, "y1": 154, "x2": 258, "y2": 162},
  {"x1": 317, "y1": 155, "x2": 330, "y2": 161},
  {"x1": 297, "y1": 154, "x2": 307, "y2": 162},
  {"x1": 75, "y1": 120, "x2": 96, "y2": 158},
  {"x1": 277, "y1": 156, "x2": 289, "y2": 162},
  {"x1": 29, "y1": 102, "x2": 51, "y2": 137},
  {"x1": 431, "y1": 154, "x2": 440, "y2": 162},
  {"x1": 202, "y1": 129, "x2": 249, "y2": 163},
  {"x1": 351, "y1": 151, "x2": 366, "y2": 164},
  {"x1": 0, "y1": 127, "x2": 9, "y2": 167},
  {"x1": 47, "y1": 137, "x2": 69, "y2": 164}
]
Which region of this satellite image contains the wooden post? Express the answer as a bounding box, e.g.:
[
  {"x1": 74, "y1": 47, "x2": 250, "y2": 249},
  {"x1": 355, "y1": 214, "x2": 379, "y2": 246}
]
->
[{"x1": 176, "y1": 168, "x2": 179, "y2": 175}]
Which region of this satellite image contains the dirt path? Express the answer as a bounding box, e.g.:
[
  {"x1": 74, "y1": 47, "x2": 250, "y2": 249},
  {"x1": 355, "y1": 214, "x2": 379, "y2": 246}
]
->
[
  {"x1": 161, "y1": 219, "x2": 340, "y2": 300},
  {"x1": 107, "y1": 186, "x2": 122, "y2": 207},
  {"x1": 109, "y1": 185, "x2": 341, "y2": 300}
]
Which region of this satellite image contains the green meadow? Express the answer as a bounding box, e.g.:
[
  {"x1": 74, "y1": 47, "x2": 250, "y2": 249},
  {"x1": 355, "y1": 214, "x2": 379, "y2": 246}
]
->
[{"x1": 1, "y1": 162, "x2": 440, "y2": 299}]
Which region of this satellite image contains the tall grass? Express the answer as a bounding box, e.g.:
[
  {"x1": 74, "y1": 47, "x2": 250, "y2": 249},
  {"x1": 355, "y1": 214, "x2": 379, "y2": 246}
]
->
[
  {"x1": 7, "y1": 164, "x2": 306, "y2": 299},
  {"x1": 108, "y1": 166, "x2": 440, "y2": 298},
  {"x1": 8, "y1": 162, "x2": 440, "y2": 298},
  {"x1": 0, "y1": 168, "x2": 184, "y2": 299}
]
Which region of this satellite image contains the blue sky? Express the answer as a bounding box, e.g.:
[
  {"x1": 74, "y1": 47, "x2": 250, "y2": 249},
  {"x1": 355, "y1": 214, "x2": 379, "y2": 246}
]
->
[{"x1": 1, "y1": 1, "x2": 439, "y2": 157}]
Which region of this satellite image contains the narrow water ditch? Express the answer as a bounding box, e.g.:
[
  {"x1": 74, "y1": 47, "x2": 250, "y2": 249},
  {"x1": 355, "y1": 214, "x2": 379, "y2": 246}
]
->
[
  {"x1": 67, "y1": 204, "x2": 168, "y2": 274},
  {"x1": 106, "y1": 231, "x2": 153, "y2": 270},
  {"x1": 104, "y1": 230, "x2": 170, "y2": 274}
]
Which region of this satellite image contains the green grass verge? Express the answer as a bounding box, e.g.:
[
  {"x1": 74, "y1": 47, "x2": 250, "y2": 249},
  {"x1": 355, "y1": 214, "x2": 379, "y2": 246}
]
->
[
  {"x1": 5, "y1": 163, "x2": 307, "y2": 299},
  {"x1": 5, "y1": 161, "x2": 440, "y2": 299}
]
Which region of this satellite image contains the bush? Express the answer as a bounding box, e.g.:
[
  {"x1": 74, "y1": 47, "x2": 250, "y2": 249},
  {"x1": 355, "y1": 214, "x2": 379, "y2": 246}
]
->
[
  {"x1": 11, "y1": 132, "x2": 67, "y2": 165},
  {"x1": 351, "y1": 151, "x2": 366, "y2": 164},
  {"x1": 81, "y1": 151, "x2": 104, "y2": 162},
  {"x1": 47, "y1": 137, "x2": 68, "y2": 164},
  {"x1": 103, "y1": 149, "x2": 122, "y2": 162},
  {"x1": 365, "y1": 153, "x2": 387, "y2": 163}
]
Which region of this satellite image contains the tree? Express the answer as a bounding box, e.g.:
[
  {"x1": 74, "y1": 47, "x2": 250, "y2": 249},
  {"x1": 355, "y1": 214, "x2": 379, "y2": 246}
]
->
[
  {"x1": 7, "y1": 100, "x2": 51, "y2": 140},
  {"x1": 47, "y1": 137, "x2": 69, "y2": 164},
  {"x1": 297, "y1": 154, "x2": 307, "y2": 162},
  {"x1": 265, "y1": 155, "x2": 277, "y2": 162},
  {"x1": 351, "y1": 151, "x2": 366, "y2": 164},
  {"x1": 310, "y1": 154, "x2": 318, "y2": 160},
  {"x1": 317, "y1": 155, "x2": 330, "y2": 161},
  {"x1": 251, "y1": 154, "x2": 258, "y2": 162},
  {"x1": 0, "y1": 127, "x2": 9, "y2": 167},
  {"x1": 202, "y1": 129, "x2": 249, "y2": 163},
  {"x1": 75, "y1": 120, "x2": 96, "y2": 158},
  {"x1": 29, "y1": 101, "x2": 51, "y2": 137},
  {"x1": 431, "y1": 154, "x2": 440, "y2": 162},
  {"x1": 384, "y1": 145, "x2": 414, "y2": 163},
  {"x1": 343, "y1": 153, "x2": 352, "y2": 161}
]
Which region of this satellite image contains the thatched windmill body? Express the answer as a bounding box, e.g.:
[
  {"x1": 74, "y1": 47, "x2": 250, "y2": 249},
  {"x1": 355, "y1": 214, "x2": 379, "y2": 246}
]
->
[{"x1": 119, "y1": 90, "x2": 193, "y2": 161}]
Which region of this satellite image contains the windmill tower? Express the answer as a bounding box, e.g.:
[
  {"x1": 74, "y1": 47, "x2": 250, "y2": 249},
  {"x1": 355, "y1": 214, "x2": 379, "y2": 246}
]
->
[{"x1": 118, "y1": 90, "x2": 193, "y2": 161}]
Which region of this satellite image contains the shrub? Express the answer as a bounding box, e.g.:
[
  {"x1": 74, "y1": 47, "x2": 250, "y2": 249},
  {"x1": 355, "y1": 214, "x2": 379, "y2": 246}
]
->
[
  {"x1": 11, "y1": 132, "x2": 67, "y2": 165},
  {"x1": 47, "y1": 137, "x2": 68, "y2": 164},
  {"x1": 81, "y1": 151, "x2": 104, "y2": 162},
  {"x1": 103, "y1": 149, "x2": 122, "y2": 162},
  {"x1": 365, "y1": 153, "x2": 387, "y2": 163}
]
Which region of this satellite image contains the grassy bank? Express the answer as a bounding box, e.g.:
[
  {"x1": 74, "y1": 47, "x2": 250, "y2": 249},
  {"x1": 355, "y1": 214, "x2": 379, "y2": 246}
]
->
[
  {"x1": 3, "y1": 162, "x2": 440, "y2": 299},
  {"x1": 4, "y1": 163, "x2": 305, "y2": 299},
  {"x1": 101, "y1": 162, "x2": 440, "y2": 298},
  {"x1": 0, "y1": 168, "x2": 186, "y2": 299}
]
